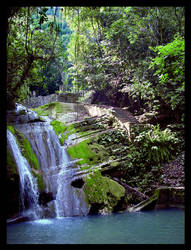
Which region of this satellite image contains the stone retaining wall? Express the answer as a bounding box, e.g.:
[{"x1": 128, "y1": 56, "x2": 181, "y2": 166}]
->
[
  {"x1": 22, "y1": 93, "x2": 80, "y2": 108},
  {"x1": 22, "y1": 94, "x2": 58, "y2": 108}
]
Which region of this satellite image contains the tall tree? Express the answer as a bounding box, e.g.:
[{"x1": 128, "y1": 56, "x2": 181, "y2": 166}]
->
[{"x1": 7, "y1": 7, "x2": 62, "y2": 108}]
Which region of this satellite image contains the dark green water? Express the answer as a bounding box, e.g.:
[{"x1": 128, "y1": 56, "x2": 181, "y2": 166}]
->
[{"x1": 7, "y1": 208, "x2": 184, "y2": 244}]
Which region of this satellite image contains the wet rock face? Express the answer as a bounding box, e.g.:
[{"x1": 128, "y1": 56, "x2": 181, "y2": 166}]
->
[
  {"x1": 7, "y1": 103, "x2": 41, "y2": 124},
  {"x1": 41, "y1": 200, "x2": 56, "y2": 218},
  {"x1": 7, "y1": 145, "x2": 20, "y2": 218},
  {"x1": 39, "y1": 192, "x2": 54, "y2": 206},
  {"x1": 71, "y1": 178, "x2": 84, "y2": 188},
  {"x1": 129, "y1": 186, "x2": 184, "y2": 212},
  {"x1": 113, "y1": 196, "x2": 128, "y2": 212},
  {"x1": 88, "y1": 203, "x2": 104, "y2": 215},
  {"x1": 155, "y1": 187, "x2": 184, "y2": 209},
  {"x1": 7, "y1": 174, "x2": 20, "y2": 218}
]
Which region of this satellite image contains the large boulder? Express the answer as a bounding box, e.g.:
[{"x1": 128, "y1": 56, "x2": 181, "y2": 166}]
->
[{"x1": 83, "y1": 171, "x2": 128, "y2": 215}]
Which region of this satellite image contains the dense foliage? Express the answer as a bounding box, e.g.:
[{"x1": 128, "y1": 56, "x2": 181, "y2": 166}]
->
[
  {"x1": 7, "y1": 7, "x2": 71, "y2": 108},
  {"x1": 63, "y1": 7, "x2": 185, "y2": 121},
  {"x1": 7, "y1": 6, "x2": 185, "y2": 124}
]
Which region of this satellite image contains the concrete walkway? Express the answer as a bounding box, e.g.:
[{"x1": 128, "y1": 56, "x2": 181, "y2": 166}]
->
[{"x1": 112, "y1": 107, "x2": 138, "y2": 124}]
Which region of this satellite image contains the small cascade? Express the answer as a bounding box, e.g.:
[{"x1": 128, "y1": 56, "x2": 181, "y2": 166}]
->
[
  {"x1": 15, "y1": 121, "x2": 89, "y2": 217},
  {"x1": 7, "y1": 129, "x2": 41, "y2": 219},
  {"x1": 55, "y1": 165, "x2": 89, "y2": 217},
  {"x1": 15, "y1": 122, "x2": 66, "y2": 194}
]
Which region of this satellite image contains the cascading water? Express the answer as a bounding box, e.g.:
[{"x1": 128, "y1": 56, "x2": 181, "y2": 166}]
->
[
  {"x1": 55, "y1": 164, "x2": 89, "y2": 217},
  {"x1": 15, "y1": 120, "x2": 89, "y2": 218},
  {"x1": 7, "y1": 129, "x2": 40, "y2": 219}
]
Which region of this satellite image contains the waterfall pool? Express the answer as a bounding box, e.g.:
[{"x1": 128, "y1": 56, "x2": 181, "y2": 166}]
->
[{"x1": 7, "y1": 208, "x2": 184, "y2": 244}]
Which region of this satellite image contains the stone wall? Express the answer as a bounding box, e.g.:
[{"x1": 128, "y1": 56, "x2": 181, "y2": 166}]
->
[
  {"x1": 22, "y1": 94, "x2": 58, "y2": 108},
  {"x1": 22, "y1": 93, "x2": 80, "y2": 108},
  {"x1": 57, "y1": 93, "x2": 79, "y2": 103}
]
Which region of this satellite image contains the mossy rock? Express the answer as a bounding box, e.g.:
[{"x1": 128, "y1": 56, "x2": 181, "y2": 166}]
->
[
  {"x1": 31, "y1": 169, "x2": 45, "y2": 192},
  {"x1": 83, "y1": 171, "x2": 126, "y2": 214},
  {"x1": 67, "y1": 139, "x2": 95, "y2": 165}
]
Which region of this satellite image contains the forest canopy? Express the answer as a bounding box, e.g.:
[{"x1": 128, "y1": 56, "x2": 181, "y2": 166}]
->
[{"x1": 7, "y1": 6, "x2": 185, "y2": 123}]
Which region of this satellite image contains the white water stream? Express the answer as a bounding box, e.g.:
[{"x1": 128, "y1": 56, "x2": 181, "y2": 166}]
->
[{"x1": 7, "y1": 130, "x2": 40, "y2": 219}]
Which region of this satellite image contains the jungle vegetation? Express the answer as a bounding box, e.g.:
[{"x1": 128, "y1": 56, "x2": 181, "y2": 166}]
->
[{"x1": 7, "y1": 6, "x2": 185, "y2": 124}]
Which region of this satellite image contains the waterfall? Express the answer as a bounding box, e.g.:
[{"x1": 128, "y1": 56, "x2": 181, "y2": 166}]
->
[
  {"x1": 55, "y1": 165, "x2": 89, "y2": 217},
  {"x1": 15, "y1": 121, "x2": 89, "y2": 218},
  {"x1": 7, "y1": 130, "x2": 40, "y2": 219}
]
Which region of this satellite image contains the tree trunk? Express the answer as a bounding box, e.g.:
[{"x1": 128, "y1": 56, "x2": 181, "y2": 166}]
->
[{"x1": 112, "y1": 177, "x2": 149, "y2": 200}]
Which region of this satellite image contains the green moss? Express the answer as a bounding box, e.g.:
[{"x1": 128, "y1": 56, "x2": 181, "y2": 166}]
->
[
  {"x1": 51, "y1": 120, "x2": 67, "y2": 135},
  {"x1": 80, "y1": 165, "x2": 91, "y2": 170},
  {"x1": 14, "y1": 129, "x2": 45, "y2": 191},
  {"x1": 67, "y1": 139, "x2": 95, "y2": 165},
  {"x1": 67, "y1": 139, "x2": 108, "y2": 166},
  {"x1": 15, "y1": 130, "x2": 40, "y2": 171},
  {"x1": 51, "y1": 120, "x2": 76, "y2": 145},
  {"x1": 7, "y1": 125, "x2": 15, "y2": 135},
  {"x1": 153, "y1": 188, "x2": 160, "y2": 199},
  {"x1": 84, "y1": 170, "x2": 125, "y2": 212}
]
